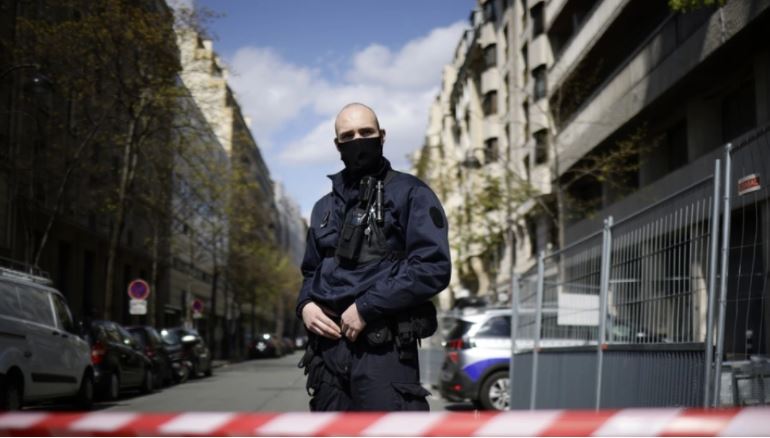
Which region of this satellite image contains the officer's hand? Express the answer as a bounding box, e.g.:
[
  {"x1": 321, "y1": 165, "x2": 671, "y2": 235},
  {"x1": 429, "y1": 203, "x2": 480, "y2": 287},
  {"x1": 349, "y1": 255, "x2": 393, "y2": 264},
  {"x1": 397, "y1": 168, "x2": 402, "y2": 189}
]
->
[
  {"x1": 340, "y1": 303, "x2": 366, "y2": 341},
  {"x1": 301, "y1": 302, "x2": 342, "y2": 340}
]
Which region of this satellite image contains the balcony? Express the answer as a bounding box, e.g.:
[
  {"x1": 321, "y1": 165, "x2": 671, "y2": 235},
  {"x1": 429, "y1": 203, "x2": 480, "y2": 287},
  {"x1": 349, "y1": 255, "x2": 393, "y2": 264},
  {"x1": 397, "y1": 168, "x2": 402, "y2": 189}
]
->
[
  {"x1": 480, "y1": 67, "x2": 500, "y2": 94},
  {"x1": 554, "y1": 0, "x2": 765, "y2": 176},
  {"x1": 549, "y1": 0, "x2": 631, "y2": 92},
  {"x1": 529, "y1": 33, "x2": 552, "y2": 73}
]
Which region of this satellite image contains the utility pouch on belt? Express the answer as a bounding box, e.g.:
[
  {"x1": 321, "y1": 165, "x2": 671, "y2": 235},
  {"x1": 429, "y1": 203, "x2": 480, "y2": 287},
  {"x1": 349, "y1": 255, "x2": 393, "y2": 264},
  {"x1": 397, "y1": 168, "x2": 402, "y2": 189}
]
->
[
  {"x1": 410, "y1": 301, "x2": 438, "y2": 339},
  {"x1": 365, "y1": 318, "x2": 393, "y2": 346}
]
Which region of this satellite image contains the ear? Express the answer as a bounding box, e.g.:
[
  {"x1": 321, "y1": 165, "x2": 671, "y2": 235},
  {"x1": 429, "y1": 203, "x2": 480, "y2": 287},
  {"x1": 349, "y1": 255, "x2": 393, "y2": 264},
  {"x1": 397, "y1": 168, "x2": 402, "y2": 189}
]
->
[
  {"x1": 334, "y1": 137, "x2": 340, "y2": 151},
  {"x1": 379, "y1": 129, "x2": 386, "y2": 145}
]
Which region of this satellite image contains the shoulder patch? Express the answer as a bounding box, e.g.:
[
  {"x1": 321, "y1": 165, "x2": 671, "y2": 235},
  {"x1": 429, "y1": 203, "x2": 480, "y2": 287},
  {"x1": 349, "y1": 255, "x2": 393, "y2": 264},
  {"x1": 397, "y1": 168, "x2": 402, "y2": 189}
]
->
[{"x1": 429, "y1": 207, "x2": 445, "y2": 229}]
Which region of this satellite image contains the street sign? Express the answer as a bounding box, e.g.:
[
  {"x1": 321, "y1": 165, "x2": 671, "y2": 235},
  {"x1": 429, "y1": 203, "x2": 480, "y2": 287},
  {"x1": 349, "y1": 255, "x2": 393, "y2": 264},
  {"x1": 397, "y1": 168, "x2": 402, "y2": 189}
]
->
[
  {"x1": 127, "y1": 279, "x2": 151, "y2": 301},
  {"x1": 129, "y1": 299, "x2": 147, "y2": 315},
  {"x1": 192, "y1": 299, "x2": 204, "y2": 319}
]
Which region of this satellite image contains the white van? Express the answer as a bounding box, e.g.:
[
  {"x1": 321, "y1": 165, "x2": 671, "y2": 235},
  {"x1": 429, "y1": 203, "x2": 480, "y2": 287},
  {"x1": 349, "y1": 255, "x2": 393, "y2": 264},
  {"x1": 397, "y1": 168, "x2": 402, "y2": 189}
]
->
[{"x1": 0, "y1": 267, "x2": 93, "y2": 410}]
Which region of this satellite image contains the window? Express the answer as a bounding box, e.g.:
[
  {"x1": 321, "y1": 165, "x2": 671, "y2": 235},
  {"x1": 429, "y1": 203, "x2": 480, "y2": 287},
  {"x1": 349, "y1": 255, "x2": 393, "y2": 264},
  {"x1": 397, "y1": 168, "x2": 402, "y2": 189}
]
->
[
  {"x1": 504, "y1": 73, "x2": 511, "y2": 110},
  {"x1": 534, "y1": 129, "x2": 549, "y2": 164},
  {"x1": 503, "y1": 25, "x2": 509, "y2": 62},
  {"x1": 483, "y1": 44, "x2": 497, "y2": 68},
  {"x1": 52, "y1": 294, "x2": 75, "y2": 333},
  {"x1": 531, "y1": 2, "x2": 545, "y2": 37},
  {"x1": 104, "y1": 323, "x2": 122, "y2": 343},
  {"x1": 666, "y1": 120, "x2": 688, "y2": 171},
  {"x1": 19, "y1": 285, "x2": 55, "y2": 327},
  {"x1": 485, "y1": 138, "x2": 499, "y2": 163},
  {"x1": 0, "y1": 282, "x2": 20, "y2": 317},
  {"x1": 721, "y1": 79, "x2": 756, "y2": 143},
  {"x1": 533, "y1": 65, "x2": 547, "y2": 100},
  {"x1": 482, "y1": 91, "x2": 498, "y2": 116},
  {"x1": 477, "y1": 316, "x2": 511, "y2": 337},
  {"x1": 118, "y1": 325, "x2": 137, "y2": 347},
  {"x1": 483, "y1": 0, "x2": 496, "y2": 22},
  {"x1": 521, "y1": 44, "x2": 529, "y2": 86},
  {"x1": 522, "y1": 100, "x2": 530, "y2": 139},
  {"x1": 523, "y1": 154, "x2": 531, "y2": 181}
]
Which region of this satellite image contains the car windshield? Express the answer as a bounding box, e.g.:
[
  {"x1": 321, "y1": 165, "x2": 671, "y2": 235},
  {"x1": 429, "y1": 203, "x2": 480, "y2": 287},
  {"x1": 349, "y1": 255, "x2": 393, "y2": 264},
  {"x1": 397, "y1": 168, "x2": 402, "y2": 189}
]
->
[
  {"x1": 446, "y1": 319, "x2": 473, "y2": 340},
  {"x1": 161, "y1": 328, "x2": 181, "y2": 345},
  {"x1": 129, "y1": 328, "x2": 149, "y2": 347}
]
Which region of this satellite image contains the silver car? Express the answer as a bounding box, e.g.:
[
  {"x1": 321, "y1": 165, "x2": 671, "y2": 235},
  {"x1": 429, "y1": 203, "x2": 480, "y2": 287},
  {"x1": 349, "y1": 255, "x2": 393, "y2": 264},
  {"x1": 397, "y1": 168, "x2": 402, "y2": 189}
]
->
[{"x1": 0, "y1": 268, "x2": 93, "y2": 410}]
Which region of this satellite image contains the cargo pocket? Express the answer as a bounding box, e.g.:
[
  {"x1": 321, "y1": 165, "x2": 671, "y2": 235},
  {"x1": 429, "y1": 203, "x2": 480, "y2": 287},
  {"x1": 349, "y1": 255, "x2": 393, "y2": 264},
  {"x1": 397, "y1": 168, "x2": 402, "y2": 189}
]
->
[{"x1": 391, "y1": 382, "x2": 431, "y2": 411}]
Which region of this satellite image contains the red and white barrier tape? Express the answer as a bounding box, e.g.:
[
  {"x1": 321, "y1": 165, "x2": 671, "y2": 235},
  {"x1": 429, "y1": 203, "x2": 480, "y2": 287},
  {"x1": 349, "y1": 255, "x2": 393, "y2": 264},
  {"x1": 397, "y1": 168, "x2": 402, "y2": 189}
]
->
[{"x1": 0, "y1": 407, "x2": 767, "y2": 436}]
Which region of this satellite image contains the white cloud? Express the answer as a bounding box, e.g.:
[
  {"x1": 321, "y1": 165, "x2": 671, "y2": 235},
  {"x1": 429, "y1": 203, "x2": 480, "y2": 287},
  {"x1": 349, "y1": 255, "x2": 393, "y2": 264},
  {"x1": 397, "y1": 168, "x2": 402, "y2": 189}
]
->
[
  {"x1": 228, "y1": 47, "x2": 325, "y2": 138},
  {"x1": 346, "y1": 21, "x2": 467, "y2": 90},
  {"x1": 224, "y1": 20, "x2": 468, "y2": 213}
]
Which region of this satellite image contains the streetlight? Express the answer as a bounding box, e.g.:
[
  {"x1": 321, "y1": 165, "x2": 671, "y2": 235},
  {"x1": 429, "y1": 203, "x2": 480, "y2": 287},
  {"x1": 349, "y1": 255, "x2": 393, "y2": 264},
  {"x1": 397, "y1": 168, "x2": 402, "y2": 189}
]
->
[{"x1": 1, "y1": 63, "x2": 53, "y2": 94}]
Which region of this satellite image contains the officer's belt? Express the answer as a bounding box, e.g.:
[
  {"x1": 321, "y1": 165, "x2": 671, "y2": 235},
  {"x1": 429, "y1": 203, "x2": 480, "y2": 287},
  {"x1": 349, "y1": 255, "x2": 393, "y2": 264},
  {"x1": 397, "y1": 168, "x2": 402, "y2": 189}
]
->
[{"x1": 322, "y1": 247, "x2": 405, "y2": 261}]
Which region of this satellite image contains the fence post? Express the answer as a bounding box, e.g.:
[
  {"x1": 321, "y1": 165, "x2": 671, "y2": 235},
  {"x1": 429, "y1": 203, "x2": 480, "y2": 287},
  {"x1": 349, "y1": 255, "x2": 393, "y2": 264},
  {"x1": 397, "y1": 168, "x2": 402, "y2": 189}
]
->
[
  {"x1": 530, "y1": 251, "x2": 544, "y2": 410},
  {"x1": 509, "y1": 273, "x2": 520, "y2": 410},
  {"x1": 595, "y1": 216, "x2": 613, "y2": 410},
  {"x1": 713, "y1": 143, "x2": 733, "y2": 407},
  {"x1": 704, "y1": 159, "x2": 722, "y2": 407}
]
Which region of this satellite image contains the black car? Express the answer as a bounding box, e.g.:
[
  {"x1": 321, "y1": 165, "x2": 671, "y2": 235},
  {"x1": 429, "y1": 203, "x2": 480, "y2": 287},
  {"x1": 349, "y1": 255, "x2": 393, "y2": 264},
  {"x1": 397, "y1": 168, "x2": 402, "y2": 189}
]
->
[
  {"x1": 127, "y1": 325, "x2": 183, "y2": 387},
  {"x1": 161, "y1": 327, "x2": 212, "y2": 378},
  {"x1": 85, "y1": 320, "x2": 154, "y2": 400},
  {"x1": 248, "y1": 333, "x2": 284, "y2": 358}
]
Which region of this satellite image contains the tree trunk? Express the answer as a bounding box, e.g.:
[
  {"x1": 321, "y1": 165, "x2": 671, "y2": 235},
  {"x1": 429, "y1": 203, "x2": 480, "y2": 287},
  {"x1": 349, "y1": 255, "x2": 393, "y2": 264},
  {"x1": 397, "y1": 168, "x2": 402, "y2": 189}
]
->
[
  {"x1": 148, "y1": 220, "x2": 159, "y2": 327},
  {"x1": 274, "y1": 294, "x2": 285, "y2": 338},
  {"x1": 104, "y1": 117, "x2": 140, "y2": 320},
  {"x1": 209, "y1": 268, "x2": 218, "y2": 358}
]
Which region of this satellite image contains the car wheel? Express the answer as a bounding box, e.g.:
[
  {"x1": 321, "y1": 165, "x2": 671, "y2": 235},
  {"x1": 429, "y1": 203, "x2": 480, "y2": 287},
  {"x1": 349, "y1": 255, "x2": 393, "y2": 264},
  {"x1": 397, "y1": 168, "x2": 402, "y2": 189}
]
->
[
  {"x1": 479, "y1": 371, "x2": 509, "y2": 411},
  {"x1": 105, "y1": 373, "x2": 120, "y2": 401},
  {"x1": 141, "y1": 367, "x2": 153, "y2": 394},
  {"x1": 0, "y1": 373, "x2": 23, "y2": 411},
  {"x1": 75, "y1": 372, "x2": 94, "y2": 410}
]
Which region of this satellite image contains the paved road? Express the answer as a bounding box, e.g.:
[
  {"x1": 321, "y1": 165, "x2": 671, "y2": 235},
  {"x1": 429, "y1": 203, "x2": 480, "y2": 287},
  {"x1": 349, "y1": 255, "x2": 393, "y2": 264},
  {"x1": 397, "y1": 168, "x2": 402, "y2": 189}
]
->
[{"x1": 82, "y1": 351, "x2": 459, "y2": 412}]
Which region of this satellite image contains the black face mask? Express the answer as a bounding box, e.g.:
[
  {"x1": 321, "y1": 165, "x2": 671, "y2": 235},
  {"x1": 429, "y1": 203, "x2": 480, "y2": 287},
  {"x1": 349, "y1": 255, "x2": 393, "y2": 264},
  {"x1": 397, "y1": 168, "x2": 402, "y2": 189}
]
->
[{"x1": 338, "y1": 136, "x2": 383, "y2": 177}]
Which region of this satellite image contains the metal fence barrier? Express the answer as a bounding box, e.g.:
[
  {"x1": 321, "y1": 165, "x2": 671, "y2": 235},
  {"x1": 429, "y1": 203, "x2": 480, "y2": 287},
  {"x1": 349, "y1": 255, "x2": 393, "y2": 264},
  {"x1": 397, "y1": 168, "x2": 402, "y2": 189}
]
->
[{"x1": 509, "y1": 164, "x2": 718, "y2": 409}]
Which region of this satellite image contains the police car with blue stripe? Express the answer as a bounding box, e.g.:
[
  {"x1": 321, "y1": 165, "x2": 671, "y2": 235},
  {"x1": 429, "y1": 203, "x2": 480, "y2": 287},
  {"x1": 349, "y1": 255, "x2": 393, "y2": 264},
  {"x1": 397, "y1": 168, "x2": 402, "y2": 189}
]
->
[{"x1": 438, "y1": 307, "x2": 596, "y2": 410}]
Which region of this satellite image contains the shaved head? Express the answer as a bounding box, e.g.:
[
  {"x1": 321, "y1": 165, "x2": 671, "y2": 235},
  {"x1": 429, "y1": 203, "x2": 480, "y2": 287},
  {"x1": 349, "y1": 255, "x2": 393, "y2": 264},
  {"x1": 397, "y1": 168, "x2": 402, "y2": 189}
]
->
[
  {"x1": 333, "y1": 102, "x2": 385, "y2": 146},
  {"x1": 334, "y1": 103, "x2": 380, "y2": 136}
]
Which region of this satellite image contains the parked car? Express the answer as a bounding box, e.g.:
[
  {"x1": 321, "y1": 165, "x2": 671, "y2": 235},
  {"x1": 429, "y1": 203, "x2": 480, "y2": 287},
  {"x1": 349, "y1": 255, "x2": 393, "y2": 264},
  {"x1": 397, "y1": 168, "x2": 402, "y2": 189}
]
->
[
  {"x1": 84, "y1": 320, "x2": 154, "y2": 400},
  {"x1": 160, "y1": 327, "x2": 212, "y2": 378},
  {"x1": 282, "y1": 337, "x2": 296, "y2": 351},
  {"x1": 0, "y1": 267, "x2": 94, "y2": 410},
  {"x1": 248, "y1": 333, "x2": 284, "y2": 358},
  {"x1": 438, "y1": 308, "x2": 594, "y2": 410},
  {"x1": 294, "y1": 335, "x2": 309, "y2": 351},
  {"x1": 127, "y1": 325, "x2": 183, "y2": 387}
]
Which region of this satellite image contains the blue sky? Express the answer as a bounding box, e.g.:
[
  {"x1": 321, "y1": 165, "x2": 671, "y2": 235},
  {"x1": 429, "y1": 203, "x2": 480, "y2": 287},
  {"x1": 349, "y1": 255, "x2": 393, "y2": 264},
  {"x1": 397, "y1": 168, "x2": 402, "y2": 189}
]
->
[{"x1": 193, "y1": 0, "x2": 475, "y2": 218}]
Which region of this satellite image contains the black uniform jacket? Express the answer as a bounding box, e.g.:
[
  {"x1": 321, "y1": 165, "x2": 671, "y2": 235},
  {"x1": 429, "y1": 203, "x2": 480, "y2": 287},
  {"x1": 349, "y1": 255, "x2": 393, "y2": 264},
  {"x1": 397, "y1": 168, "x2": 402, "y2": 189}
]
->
[{"x1": 296, "y1": 158, "x2": 451, "y2": 323}]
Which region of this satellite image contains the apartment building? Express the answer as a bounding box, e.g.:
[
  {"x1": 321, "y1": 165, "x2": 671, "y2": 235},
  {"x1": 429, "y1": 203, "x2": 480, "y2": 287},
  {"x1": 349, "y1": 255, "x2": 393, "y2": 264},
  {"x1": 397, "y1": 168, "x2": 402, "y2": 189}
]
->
[{"x1": 419, "y1": 0, "x2": 770, "y2": 321}]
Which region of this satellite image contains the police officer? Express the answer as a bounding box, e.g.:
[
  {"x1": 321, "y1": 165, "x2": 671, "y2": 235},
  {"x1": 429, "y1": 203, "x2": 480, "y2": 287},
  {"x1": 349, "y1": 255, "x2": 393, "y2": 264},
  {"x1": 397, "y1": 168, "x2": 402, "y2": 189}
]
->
[{"x1": 296, "y1": 103, "x2": 451, "y2": 411}]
